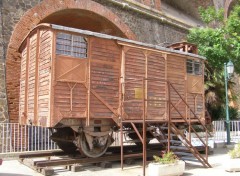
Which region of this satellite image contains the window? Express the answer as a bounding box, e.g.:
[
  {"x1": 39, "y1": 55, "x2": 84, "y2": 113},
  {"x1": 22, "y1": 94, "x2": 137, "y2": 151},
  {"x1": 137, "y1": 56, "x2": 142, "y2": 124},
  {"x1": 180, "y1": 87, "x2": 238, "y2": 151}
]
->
[
  {"x1": 56, "y1": 32, "x2": 88, "y2": 58},
  {"x1": 186, "y1": 59, "x2": 202, "y2": 75}
]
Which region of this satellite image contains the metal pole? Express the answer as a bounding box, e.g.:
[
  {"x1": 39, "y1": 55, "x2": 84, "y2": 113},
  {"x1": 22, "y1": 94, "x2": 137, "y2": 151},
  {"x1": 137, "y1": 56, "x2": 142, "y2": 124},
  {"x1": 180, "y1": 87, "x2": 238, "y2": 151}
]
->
[
  {"x1": 142, "y1": 78, "x2": 146, "y2": 176},
  {"x1": 224, "y1": 63, "x2": 231, "y2": 145},
  {"x1": 167, "y1": 82, "x2": 171, "y2": 152},
  {"x1": 120, "y1": 120, "x2": 123, "y2": 170},
  {"x1": 120, "y1": 84, "x2": 125, "y2": 170}
]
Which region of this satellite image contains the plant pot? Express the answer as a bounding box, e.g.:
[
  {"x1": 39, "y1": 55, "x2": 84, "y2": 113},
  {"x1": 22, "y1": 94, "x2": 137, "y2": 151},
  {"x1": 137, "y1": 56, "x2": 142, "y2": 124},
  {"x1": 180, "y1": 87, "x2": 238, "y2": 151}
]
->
[
  {"x1": 225, "y1": 158, "x2": 240, "y2": 172},
  {"x1": 148, "y1": 160, "x2": 185, "y2": 176}
]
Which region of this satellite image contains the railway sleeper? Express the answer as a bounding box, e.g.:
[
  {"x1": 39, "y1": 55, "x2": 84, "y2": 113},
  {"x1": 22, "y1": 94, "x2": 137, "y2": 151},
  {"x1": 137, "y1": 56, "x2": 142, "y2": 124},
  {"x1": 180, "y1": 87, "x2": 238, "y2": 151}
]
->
[
  {"x1": 68, "y1": 164, "x2": 85, "y2": 172},
  {"x1": 39, "y1": 167, "x2": 54, "y2": 176}
]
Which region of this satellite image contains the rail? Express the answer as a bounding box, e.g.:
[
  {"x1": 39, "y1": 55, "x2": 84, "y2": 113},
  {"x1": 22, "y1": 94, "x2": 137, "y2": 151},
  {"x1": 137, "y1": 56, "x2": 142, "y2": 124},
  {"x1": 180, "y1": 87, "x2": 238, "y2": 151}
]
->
[
  {"x1": 167, "y1": 81, "x2": 211, "y2": 167},
  {"x1": 213, "y1": 120, "x2": 240, "y2": 143},
  {"x1": 0, "y1": 123, "x2": 58, "y2": 153},
  {"x1": 1, "y1": 121, "x2": 240, "y2": 154},
  {"x1": 0, "y1": 123, "x2": 123, "y2": 154}
]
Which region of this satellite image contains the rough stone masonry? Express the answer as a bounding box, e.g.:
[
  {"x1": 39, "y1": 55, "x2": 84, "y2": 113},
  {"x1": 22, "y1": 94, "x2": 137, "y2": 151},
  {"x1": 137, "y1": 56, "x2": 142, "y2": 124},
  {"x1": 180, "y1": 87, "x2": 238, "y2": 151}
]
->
[{"x1": 0, "y1": 4, "x2": 8, "y2": 123}]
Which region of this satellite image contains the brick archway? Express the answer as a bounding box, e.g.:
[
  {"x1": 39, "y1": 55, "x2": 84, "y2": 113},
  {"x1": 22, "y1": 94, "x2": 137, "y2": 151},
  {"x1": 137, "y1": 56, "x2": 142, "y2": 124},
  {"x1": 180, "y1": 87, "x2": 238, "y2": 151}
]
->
[
  {"x1": 224, "y1": 0, "x2": 238, "y2": 19},
  {"x1": 6, "y1": 0, "x2": 136, "y2": 122}
]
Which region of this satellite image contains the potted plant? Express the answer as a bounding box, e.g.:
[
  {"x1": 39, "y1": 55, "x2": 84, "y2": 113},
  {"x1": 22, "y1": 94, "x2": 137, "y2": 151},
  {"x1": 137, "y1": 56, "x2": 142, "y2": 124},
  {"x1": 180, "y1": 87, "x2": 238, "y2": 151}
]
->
[
  {"x1": 148, "y1": 152, "x2": 185, "y2": 176},
  {"x1": 225, "y1": 143, "x2": 240, "y2": 172}
]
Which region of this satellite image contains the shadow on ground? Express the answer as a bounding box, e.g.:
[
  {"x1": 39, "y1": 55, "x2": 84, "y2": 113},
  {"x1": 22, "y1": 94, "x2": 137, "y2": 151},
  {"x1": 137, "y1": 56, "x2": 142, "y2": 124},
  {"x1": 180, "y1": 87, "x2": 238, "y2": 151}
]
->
[
  {"x1": 0, "y1": 174, "x2": 32, "y2": 176},
  {"x1": 183, "y1": 173, "x2": 194, "y2": 176}
]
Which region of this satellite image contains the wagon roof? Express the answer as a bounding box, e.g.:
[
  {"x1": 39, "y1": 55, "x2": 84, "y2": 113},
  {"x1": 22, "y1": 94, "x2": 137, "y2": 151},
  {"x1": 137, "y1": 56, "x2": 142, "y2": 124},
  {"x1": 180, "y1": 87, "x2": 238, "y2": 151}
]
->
[{"x1": 20, "y1": 23, "x2": 206, "y2": 60}]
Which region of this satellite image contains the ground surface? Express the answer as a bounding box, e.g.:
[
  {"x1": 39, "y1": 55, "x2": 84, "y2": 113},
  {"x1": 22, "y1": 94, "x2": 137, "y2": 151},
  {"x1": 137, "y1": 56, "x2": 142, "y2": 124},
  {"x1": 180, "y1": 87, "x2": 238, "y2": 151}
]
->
[{"x1": 0, "y1": 147, "x2": 240, "y2": 176}]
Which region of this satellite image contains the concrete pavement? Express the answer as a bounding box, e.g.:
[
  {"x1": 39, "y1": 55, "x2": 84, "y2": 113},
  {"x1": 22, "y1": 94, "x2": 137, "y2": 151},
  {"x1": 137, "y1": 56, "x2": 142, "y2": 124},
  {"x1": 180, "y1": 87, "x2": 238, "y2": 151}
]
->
[{"x1": 0, "y1": 147, "x2": 240, "y2": 176}]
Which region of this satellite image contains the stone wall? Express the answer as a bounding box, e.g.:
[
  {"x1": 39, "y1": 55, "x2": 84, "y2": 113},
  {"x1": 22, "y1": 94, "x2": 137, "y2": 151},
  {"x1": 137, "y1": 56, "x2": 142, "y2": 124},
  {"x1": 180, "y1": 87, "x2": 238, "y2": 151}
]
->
[
  {"x1": 93, "y1": 0, "x2": 189, "y2": 44},
  {"x1": 0, "y1": 0, "x2": 214, "y2": 123},
  {"x1": 0, "y1": 4, "x2": 8, "y2": 123}
]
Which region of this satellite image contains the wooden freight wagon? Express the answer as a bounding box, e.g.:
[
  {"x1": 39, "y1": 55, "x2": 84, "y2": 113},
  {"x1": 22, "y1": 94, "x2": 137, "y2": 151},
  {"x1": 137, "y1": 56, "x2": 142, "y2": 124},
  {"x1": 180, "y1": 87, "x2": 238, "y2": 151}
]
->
[{"x1": 18, "y1": 23, "x2": 206, "y2": 158}]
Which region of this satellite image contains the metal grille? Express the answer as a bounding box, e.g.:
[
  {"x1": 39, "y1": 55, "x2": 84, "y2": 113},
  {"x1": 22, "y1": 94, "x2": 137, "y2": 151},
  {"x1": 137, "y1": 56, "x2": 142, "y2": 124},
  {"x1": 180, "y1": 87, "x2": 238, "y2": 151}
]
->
[
  {"x1": 0, "y1": 123, "x2": 124, "y2": 154},
  {"x1": 0, "y1": 123, "x2": 58, "y2": 153},
  {"x1": 186, "y1": 59, "x2": 202, "y2": 75},
  {"x1": 56, "y1": 32, "x2": 88, "y2": 58},
  {"x1": 213, "y1": 120, "x2": 240, "y2": 143},
  {"x1": 3, "y1": 121, "x2": 240, "y2": 154}
]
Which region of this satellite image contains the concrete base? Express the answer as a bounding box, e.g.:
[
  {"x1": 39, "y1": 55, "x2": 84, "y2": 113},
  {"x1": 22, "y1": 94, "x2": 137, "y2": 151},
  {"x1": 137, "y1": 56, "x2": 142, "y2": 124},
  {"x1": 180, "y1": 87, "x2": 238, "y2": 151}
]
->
[
  {"x1": 41, "y1": 168, "x2": 54, "y2": 176},
  {"x1": 214, "y1": 142, "x2": 235, "y2": 149},
  {"x1": 225, "y1": 158, "x2": 240, "y2": 172},
  {"x1": 226, "y1": 144, "x2": 235, "y2": 149},
  {"x1": 214, "y1": 142, "x2": 225, "y2": 148},
  {"x1": 70, "y1": 164, "x2": 84, "y2": 172},
  {"x1": 148, "y1": 160, "x2": 185, "y2": 176}
]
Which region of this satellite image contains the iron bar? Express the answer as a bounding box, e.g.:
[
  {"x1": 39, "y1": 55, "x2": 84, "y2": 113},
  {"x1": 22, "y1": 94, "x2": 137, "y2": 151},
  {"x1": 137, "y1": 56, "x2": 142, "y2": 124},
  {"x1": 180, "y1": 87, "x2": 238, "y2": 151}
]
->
[
  {"x1": 168, "y1": 82, "x2": 211, "y2": 135},
  {"x1": 167, "y1": 82, "x2": 171, "y2": 152},
  {"x1": 142, "y1": 78, "x2": 146, "y2": 176},
  {"x1": 170, "y1": 123, "x2": 211, "y2": 168},
  {"x1": 225, "y1": 63, "x2": 231, "y2": 145}
]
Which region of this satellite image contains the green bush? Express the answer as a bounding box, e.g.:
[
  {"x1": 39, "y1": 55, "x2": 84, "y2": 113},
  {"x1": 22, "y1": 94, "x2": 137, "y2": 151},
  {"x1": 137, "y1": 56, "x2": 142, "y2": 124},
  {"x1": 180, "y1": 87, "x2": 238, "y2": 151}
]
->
[
  {"x1": 228, "y1": 143, "x2": 240, "y2": 159},
  {"x1": 207, "y1": 106, "x2": 239, "y2": 120},
  {"x1": 153, "y1": 152, "x2": 178, "y2": 164}
]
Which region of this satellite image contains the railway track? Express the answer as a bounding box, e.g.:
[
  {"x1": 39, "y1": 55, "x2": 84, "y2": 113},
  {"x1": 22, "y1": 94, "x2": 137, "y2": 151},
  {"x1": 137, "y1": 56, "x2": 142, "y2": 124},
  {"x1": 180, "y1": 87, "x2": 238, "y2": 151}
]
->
[{"x1": 19, "y1": 144, "x2": 164, "y2": 176}]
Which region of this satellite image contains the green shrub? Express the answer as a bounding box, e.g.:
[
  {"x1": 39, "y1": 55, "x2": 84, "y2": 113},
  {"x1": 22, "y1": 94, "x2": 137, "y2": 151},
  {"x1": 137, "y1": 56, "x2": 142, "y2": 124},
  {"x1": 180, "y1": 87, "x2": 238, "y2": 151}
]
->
[
  {"x1": 228, "y1": 143, "x2": 240, "y2": 159},
  {"x1": 208, "y1": 106, "x2": 239, "y2": 120},
  {"x1": 153, "y1": 152, "x2": 178, "y2": 164}
]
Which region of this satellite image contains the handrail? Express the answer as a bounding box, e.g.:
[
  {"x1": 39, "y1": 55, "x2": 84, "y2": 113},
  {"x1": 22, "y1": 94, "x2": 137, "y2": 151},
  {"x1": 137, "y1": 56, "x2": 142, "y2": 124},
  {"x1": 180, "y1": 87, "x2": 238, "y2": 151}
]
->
[
  {"x1": 170, "y1": 123, "x2": 211, "y2": 168},
  {"x1": 170, "y1": 102, "x2": 209, "y2": 147},
  {"x1": 168, "y1": 82, "x2": 212, "y2": 136}
]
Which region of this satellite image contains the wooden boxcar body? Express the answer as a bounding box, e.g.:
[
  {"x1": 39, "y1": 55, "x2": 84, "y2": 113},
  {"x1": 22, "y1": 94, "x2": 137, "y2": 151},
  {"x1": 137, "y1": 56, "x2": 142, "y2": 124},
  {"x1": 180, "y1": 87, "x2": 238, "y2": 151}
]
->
[{"x1": 18, "y1": 24, "x2": 205, "y2": 157}]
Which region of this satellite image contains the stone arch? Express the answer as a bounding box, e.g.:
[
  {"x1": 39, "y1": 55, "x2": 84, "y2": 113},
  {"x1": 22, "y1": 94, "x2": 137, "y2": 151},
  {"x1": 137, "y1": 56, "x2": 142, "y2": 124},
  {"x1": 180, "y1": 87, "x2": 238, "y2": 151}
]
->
[
  {"x1": 224, "y1": 0, "x2": 238, "y2": 19},
  {"x1": 6, "y1": 0, "x2": 136, "y2": 122}
]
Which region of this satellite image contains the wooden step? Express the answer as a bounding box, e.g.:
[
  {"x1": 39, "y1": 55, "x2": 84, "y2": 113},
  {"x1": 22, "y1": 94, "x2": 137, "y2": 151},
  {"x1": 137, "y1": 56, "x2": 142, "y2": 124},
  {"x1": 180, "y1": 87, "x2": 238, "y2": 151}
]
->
[
  {"x1": 170, "y1": 146, "x2": 189, "y2": 151},
  {"x1": 159, "y1": 139, "x2": 182, "y2": 144},
  {"x1": 151, "y1": 133, "x2": 161, "y2": 137},
  {"x1": 159, "y1": 126, "x2": 168, "y2": 130},
  {"x1": 174, "y1": 152, "x2": 194, "y2": 157},
  {"x1": 161, "y1": 133, "x2": 177, "y2": 137},
  {"x1": 180, "y1": 157, "x2": 200, "y2": 163}
]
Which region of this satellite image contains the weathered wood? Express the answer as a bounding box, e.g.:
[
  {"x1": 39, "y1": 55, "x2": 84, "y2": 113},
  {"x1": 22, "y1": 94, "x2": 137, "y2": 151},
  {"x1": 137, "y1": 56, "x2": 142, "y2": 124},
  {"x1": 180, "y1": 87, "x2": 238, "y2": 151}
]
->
[
  {"x1": 41, "y1": 167, "x2": 54, "y2": 176},
  {"x1": 70, "y1": 164, "x2": 85, "y2": 172},
  {"x1": 19, "y1": 24, "x2": 205, "y2": 128}
]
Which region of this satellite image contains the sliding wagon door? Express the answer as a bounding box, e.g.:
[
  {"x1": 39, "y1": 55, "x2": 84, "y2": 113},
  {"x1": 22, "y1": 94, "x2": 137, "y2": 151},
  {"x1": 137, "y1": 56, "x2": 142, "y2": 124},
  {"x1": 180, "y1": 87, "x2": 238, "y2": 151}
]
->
[
  {"x1": 121, "y1": 45, "x2": 167, "y2": 121},
  {"x1": 88, "y1": 38, "x2": 121, "y2": 124}
]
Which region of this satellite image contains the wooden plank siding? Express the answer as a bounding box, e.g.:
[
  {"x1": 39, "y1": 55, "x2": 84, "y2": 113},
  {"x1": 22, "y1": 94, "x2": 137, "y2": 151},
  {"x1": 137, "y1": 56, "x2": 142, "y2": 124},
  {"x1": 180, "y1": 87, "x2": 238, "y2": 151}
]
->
[
  {"x1": 38, "y1": 30, "x2": 52, "y2": 126},
  {"x1": 147, "y1": 52, "x2": 166, "y2": 120},
  {"x1": 18, "y1": 24, "x2": 205, "y2": 127},
  {"x1": 123, "y1": 47, "x2": 167, "y2": 121},
  {"x1": 19, "y1": 47, "x2": 27, "y2": 124},
  {"x1": 124, "y1": 47, "x2": 145, "y2": 120},
  {"x1": 27, "y1": 34, "x2": 37, "y2": 124},
  {"x1": 90, "y1": 38, "x2": 121, "y2": 119},
  {"x1": 167, "y1": 55, "x2": 187, "y2": 122},
  {"x1": 54, "y1": 58, "x2": 88, "y2": 124}
]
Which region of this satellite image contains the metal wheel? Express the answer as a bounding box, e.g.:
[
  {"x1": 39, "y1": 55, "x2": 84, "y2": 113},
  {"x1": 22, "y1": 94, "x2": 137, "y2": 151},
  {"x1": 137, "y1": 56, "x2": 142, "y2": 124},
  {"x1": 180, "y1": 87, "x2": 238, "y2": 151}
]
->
[
  {"x1": 50, "y1": 127, "x2": 77, "y2": 153},
  {"x1": 56, "y1": 141, "x2": 77, "y2": 153},
  {"x1": 78, "y1": 133, "x2": 111, "y2": 158}
]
